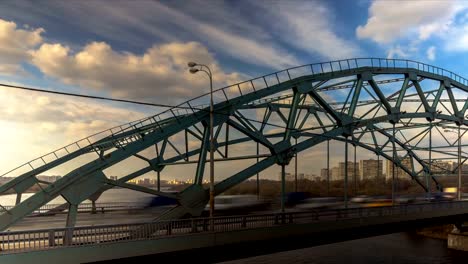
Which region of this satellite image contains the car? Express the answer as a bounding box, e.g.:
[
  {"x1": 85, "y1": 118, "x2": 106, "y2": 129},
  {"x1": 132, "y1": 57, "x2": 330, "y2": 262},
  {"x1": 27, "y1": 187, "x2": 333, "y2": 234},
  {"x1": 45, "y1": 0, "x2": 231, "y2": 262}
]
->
[
  {"x1": 295, "y1": 197, "x2": 342, "y2": 210},
  {"x1": 203, "y1": 195, "x2": 271, "y2": 216}
]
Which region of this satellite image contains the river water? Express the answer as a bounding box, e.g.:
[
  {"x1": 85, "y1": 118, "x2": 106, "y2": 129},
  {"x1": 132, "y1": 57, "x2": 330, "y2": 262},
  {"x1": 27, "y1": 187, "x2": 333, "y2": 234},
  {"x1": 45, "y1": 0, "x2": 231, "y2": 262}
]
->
[{"x1": 221, "y1": 232, "x2": 468, "y2": 264}]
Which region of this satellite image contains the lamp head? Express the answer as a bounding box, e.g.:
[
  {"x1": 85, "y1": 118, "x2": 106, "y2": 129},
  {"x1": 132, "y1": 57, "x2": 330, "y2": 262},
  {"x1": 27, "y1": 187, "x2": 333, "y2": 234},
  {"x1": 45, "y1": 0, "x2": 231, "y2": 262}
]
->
[
  {"x1": 187, "y1": 62, "x2": 197, "y2": 67},
  {"x1": 189, "y1": 68, "x2": 199, "y2": 74}
]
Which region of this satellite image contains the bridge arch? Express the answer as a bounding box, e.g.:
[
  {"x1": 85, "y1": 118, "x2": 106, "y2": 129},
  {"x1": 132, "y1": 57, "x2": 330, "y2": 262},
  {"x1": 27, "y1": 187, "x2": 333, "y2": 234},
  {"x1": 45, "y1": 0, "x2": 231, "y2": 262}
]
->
[{"x1": 0, "y1": 58, "x2": 467, "y2": 229}]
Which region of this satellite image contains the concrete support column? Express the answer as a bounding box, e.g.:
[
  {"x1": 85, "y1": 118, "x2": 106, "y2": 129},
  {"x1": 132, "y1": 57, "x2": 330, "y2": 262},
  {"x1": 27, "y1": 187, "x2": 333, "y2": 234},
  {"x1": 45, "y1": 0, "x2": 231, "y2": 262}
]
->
[
  {"x1": 91, "y1": 200, "x2": 97, "y2": 214},
  {"x1": 64, "y1": 203, "x2": 78, "y2": 246}
]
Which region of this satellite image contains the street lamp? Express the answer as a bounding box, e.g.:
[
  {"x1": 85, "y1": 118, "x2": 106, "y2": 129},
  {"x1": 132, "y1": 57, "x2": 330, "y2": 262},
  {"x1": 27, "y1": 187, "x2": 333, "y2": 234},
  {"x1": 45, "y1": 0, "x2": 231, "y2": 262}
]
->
[
  {"x1": 188, "y1": 61, "x2": 215, "y2": 220},
  {"x1": 445, "y1": 128, "x2": 462, "y2": 200}
]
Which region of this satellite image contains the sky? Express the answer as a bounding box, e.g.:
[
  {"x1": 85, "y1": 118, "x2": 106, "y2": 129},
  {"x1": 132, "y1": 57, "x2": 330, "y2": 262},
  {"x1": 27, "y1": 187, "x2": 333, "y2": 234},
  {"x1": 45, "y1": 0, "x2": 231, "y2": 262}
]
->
[{"x1": 1, "y1": 0, "x2": 468, "y2": 181}]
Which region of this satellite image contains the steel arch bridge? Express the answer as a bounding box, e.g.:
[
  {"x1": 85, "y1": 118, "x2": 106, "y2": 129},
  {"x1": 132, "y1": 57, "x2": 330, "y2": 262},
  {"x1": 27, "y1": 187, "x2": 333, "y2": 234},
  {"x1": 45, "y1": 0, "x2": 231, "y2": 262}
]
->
[{"x1": 1, "y1": 58, "x2": 468, "y2": 231}]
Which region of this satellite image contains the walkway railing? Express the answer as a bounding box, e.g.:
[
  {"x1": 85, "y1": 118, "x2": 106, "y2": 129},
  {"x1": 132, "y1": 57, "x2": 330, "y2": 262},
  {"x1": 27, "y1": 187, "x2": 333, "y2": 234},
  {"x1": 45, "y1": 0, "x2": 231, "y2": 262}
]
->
[{"x1": 2, "y1": 200, "x2": 468, "y2": 254}]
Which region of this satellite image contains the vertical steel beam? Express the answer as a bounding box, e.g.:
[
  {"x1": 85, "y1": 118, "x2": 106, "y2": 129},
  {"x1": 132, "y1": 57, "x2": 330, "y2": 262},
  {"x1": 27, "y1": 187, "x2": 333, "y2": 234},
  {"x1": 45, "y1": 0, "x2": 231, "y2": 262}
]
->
[
  {"x1": 377, "y1": 154, "x2": 380, "y2": 180},
  {"x1": 295, "y1": 137, "x2": 298, "y2": 192},
  {"x1": 459, "y1": 125, "x2": 462, "y2": 200},
  {"x1": 354, "y1": 144, "x2": 357, "y2": 196},
  {"x1": 157, "y1": 170, "x2": 161, "y2": 192},
  {"x1": 281, "y1": 164, "x2": 286, "y2": 213},
  {"x1": 344, "y1": 138, "x2": 348, "y2": 209},
  {"x1": 392, "y1": 123, "x2": 396, "y2": 205},
  {"x1": 256, "y1": 142, "x2": 260, "y2": 199},
  {"x1": 194, "y1": 125, "x2": 209, "y2": 185},
  {"x1": 327, "y1": 140, "x2": 330, "y2": 196},
  {"x1": 184, "y1": 130, "x2": 189, "y2": 161},
  {"x1": 428, "y1": 122, "x2": 432, "y2": 197},
  {"x1": 225, "y1": 124, "x2": 229, "y2": 158}
]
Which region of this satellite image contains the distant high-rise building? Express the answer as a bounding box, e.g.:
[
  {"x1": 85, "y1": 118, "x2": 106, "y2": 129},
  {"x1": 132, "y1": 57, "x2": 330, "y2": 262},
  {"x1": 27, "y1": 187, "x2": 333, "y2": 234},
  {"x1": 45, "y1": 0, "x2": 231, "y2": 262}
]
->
[
  {"x1": 386, "y1": 156, "x2": 412, "y2": 181},
  {"x1": 298, "y1": 173, "x2": 305, "y2": 180},
  {"x1": 277, "y1": 172, "x2": 293, "y2": 181},
  {"x1": 448, "y1": 162, "x2": 468, "y2": 175},
  {"x1": 320, "y1": 168, "x2": 329, "y2": 180},
  {"x1": 331, "y1": 166, "x2": 341, "y2": 181},
  {"x1": 359, "y1": 159, "x2": 383, "y2": 180},
  {"x1": 337, "y1": 161, "x2": 359, "y2": 181}
]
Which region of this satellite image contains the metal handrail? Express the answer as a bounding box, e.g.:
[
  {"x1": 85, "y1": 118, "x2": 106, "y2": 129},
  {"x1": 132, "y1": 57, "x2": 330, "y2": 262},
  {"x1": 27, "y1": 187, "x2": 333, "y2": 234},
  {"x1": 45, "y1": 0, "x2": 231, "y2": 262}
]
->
[
  {"x1": 2, "y1": 58, "x2": 465, "y2": 180},
  {"x1": 1, "y1": 200, "x2": 468, "y2": 254}
]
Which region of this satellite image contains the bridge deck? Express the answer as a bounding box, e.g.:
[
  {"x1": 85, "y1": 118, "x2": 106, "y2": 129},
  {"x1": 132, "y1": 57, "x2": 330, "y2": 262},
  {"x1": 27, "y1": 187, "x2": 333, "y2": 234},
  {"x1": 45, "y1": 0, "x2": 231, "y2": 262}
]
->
[{"x1": 1, "y1": 201, "x2": 468, "y2": 263}]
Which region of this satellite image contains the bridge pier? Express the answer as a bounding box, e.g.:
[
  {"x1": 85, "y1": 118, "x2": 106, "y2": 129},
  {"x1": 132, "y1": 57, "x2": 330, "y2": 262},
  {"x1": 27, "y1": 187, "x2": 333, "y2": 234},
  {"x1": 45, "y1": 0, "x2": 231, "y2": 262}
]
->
[{"x1": 448, "y1": 223, "x2": 468, "y2": 251}]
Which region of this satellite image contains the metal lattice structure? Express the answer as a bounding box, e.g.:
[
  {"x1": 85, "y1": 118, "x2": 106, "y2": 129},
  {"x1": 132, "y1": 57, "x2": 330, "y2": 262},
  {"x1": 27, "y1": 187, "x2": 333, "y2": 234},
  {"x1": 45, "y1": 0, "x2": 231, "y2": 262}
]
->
[{"x1": 1, "y1": 58, "x2": 468, "y2": 231}]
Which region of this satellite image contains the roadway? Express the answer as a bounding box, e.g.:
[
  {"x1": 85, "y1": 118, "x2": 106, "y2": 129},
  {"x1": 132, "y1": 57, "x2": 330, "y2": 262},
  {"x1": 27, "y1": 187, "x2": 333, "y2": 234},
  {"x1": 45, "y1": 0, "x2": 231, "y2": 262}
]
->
[
  {"x1": 3, "y1": 200, "x2": 468, "y2": 264},
  {"x1": 7, "y1": 206, "x2": 172, "y2": 232}
]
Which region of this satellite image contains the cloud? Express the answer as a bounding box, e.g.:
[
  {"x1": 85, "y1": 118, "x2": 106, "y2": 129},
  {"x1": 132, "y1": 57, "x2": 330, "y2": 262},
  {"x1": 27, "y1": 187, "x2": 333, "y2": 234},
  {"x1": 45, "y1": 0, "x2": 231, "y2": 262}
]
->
[
  {"x1": 145, "y1": 1, "x2": 301, "y2": 69},
  {"x1": 245, "y1": 1, "x2": 361, "y2": 59},
  {"x1": 0, "y1": 19, "x2": 44, "y2": 74},
  {"x1": 444, "y1": 25, "x2": 468, "y2": 52},
  {"x1": 0, "y1": 84, "x2": 144, "y2": 126},
  {"x1": 427, "y1": 46, "x2": 436, "y2": 61},
  {"x1": 30, "y1": 41, "x2": 242, "y2": 102},
  {"x1": 0, "y1": 84, "x2": 149, "y2": 175},
  {"x1": 33, "y1": 1, "x2": 301, "y2": 70},
  {"x1": 356, "y1": 1, "x2": 459, "y2": 44},
  {"x1": 253, "y1": 1, "x2": 360, "y2": 60},
  {"x1": 387, "y1": 45, "x2": 408, "y2": 59}
]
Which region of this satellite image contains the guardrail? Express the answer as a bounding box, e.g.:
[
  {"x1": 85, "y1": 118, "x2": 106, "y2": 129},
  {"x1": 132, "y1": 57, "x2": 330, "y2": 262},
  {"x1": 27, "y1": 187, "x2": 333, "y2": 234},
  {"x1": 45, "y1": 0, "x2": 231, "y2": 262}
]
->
[{"x1": 2, "y1": 200, "x2": 468, "y2": 254}]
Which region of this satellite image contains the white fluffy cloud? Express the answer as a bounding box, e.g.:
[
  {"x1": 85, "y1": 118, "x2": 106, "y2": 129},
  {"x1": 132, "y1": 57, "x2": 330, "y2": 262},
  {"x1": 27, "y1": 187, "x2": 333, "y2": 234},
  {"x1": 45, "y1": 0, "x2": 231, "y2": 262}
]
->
[
  {"x1": 356, "y1": 1, "x2": 459, "y2": 44},
  {"x1": 0, "y1": 19, "x2": 44, "y2": 74},
  {"x1": 386, "y1": 45, "x2": 408, "y2": 59},
  {"x1": 427, "y1": 46, "x2": 436, "y2": 60},
  {"x1": 30, "y1": 41, "x2": 242, "y2": 101}
]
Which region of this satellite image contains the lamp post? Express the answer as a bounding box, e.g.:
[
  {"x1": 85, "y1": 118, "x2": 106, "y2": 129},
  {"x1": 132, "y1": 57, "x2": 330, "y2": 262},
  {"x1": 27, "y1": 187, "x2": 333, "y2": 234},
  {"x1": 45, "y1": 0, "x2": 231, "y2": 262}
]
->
[
  {"x1": 188, "y1": 62, "x2": 215, "y2": 220},
  {"x1": 445, "y1": 128, "x2": 462, "y2": 200}
]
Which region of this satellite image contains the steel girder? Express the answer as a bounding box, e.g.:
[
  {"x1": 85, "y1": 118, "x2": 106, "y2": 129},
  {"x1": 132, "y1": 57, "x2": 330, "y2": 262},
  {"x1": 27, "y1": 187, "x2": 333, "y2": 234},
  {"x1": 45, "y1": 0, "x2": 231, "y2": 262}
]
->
[{"x1": 1, "y1": 58, "x2": 468, "y2": 229}]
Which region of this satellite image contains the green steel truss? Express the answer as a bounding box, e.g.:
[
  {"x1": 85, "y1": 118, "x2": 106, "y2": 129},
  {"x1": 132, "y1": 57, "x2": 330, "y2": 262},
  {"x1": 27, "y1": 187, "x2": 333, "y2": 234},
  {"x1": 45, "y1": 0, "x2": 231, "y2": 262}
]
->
[{"x1": 1, "y1": 58, "x2": 468, "y2": 230}]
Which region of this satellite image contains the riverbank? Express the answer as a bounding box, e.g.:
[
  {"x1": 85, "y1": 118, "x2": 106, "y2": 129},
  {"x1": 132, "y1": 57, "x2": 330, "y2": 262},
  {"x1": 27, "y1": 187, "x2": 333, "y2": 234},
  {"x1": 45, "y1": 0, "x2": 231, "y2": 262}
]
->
[{"x1": 416, "y1": 224, "x2": 454, "y2": 240}]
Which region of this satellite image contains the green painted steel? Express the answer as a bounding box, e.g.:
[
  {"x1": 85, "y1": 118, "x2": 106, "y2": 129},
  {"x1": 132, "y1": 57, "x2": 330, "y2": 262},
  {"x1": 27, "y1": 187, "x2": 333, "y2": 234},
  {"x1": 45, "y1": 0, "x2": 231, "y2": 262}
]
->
[{"x1": 1, "y1": 58, "x2": 468, "y2": 230}]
